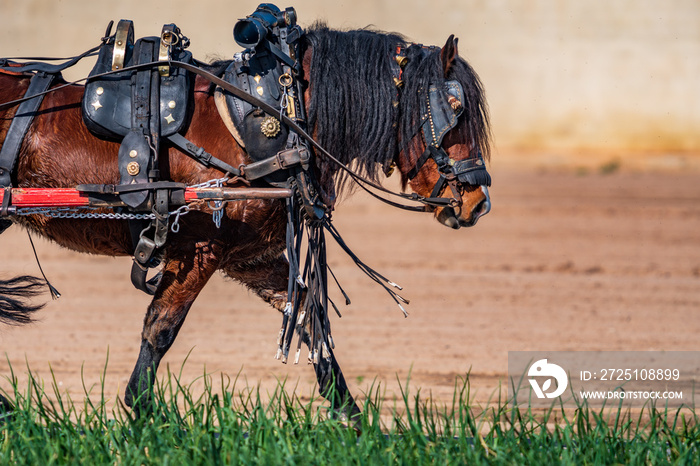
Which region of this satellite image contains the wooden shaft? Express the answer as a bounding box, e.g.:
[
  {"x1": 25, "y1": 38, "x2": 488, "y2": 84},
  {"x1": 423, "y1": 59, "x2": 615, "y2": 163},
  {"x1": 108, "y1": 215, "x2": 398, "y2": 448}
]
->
[{"x1": 184, "y1": 187, "x2": 293, "y2": 202}]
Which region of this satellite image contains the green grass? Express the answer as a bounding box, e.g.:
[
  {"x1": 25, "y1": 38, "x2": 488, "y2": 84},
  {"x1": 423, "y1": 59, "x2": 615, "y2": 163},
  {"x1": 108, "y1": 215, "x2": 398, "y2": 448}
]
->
[{"x1": 0, "y1": 361, "x2": 698, "y2": 465}]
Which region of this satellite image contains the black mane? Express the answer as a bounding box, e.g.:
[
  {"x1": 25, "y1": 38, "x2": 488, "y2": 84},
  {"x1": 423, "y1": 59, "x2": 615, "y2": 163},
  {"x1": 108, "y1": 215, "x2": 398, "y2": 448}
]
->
[{"x1": 304, "y1": 24, "x2": 491, "y2": 196}]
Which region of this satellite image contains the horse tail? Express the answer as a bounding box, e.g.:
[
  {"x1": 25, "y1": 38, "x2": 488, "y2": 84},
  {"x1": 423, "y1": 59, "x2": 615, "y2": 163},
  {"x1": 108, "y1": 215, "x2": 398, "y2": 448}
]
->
[{"x1": 0, "y1": 275, "x2": 46, "y2": 325}]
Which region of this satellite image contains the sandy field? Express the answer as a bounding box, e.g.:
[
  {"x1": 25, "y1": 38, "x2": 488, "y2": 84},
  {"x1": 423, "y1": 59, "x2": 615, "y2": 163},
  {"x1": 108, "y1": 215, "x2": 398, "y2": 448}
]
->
[{"x1": 1, "y1": 164, "x2": 698, "y2": 409}]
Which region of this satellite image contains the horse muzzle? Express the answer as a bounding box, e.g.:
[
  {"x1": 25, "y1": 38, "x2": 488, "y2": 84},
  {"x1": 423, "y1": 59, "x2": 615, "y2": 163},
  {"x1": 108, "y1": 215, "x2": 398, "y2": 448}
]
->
[{"x1": 436, "y1": 185, "x2": 491, "y2": 229}]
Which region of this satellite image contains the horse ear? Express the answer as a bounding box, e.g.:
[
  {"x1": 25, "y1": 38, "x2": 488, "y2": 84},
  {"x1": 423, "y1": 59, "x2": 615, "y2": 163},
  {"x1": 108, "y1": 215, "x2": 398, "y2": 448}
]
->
[{"x1": 440, "y1": 34, "x2": 459, "y2": 76}]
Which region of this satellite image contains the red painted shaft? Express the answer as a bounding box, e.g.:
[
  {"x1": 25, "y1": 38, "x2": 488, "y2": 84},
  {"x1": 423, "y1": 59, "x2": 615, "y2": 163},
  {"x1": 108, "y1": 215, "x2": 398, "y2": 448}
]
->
[
  {"x1": 0, "y1": 188, "x2": 90, "y2": 207},
  {"x1": 0, "y1": 187, "x2": 292, "y2": 208}
]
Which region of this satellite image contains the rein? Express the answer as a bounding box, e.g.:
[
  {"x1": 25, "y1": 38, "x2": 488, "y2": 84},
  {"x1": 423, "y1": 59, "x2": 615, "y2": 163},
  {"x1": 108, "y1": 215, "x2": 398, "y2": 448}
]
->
[{"x1": 0, "y1": 58, "x2": 460, "y2": 212}]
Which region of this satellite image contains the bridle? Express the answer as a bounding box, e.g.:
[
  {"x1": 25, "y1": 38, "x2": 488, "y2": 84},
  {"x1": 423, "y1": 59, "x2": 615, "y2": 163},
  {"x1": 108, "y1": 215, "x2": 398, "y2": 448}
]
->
[
  {"x1": 385, "y1": 43, "x2": 491, "y2": 213},
  {"x1": 403, "y1": 79, "x2": 491, "y2": 210}
]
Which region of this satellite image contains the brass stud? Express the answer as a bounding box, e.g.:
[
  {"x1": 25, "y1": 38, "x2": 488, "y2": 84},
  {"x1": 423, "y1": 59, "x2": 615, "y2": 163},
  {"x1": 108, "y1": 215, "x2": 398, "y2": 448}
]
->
[
  {"x1": 126, "y1": 162, "x2": 140, "y2": 176},
  {"x1": 168, "y1": 100, "x2": 176, "y2": 109},
  {"x1": 129, "y1": 150, "x2": 138, "y2": 158},
  {"x1": 96, "y1": 87, "x2": 104, "y2": 95},
  {"x1": 91, "y1": 100, "x2": 102, "y2": 111},
  {"x1": 164, "y1": 114, "x2": 175, "y2": 125}
]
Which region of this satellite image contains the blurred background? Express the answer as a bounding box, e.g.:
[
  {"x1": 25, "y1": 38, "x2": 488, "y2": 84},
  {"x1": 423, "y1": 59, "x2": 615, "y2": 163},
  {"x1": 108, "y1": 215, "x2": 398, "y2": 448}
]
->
[{"x1": 2, "y1": 0, "x2": 699, "y2": 171}]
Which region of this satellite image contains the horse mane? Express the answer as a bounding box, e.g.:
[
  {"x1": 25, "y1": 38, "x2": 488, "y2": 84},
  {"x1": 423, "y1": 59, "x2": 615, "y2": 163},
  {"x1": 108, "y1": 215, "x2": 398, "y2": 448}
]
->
[
  {"x1": 303, "y1": 24, "x2": 404, "y2": 197},
  {"x1": 303, "y1": 23, "x2": 491, "y2": 197}
]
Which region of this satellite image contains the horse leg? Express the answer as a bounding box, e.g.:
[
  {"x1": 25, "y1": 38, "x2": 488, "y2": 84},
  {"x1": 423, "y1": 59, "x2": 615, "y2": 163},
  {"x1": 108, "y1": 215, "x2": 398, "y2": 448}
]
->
[
  {"x1": 225, "y1": 254, "x2": 362, "y2": 425},
  {"x1": 311, "y1": 346, "x2": 362, "y2": 427},
  {"x1": 125, "y1": 240, "x2": 220, "y2": 413}
]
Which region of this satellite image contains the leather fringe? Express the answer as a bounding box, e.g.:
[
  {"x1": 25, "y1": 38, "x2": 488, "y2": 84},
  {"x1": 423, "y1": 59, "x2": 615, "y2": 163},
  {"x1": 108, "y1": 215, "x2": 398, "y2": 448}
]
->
[
  {"x1": 457, "y1": 168, "x2": 491, "y2": 187},
  {"x1": 276, "y1": 183, "x2": 409, "y2": 365}
]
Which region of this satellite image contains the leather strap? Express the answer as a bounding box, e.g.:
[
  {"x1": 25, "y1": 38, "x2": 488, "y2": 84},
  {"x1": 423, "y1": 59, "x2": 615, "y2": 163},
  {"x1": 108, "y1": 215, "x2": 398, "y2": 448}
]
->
[
  {"x1": 131, "y1": 251, "x2": 159, "y2": 295},
  {"x1": 0, "y1": 44, "x2": 101, "y2": 75},
  {"x1": 1, "y1": 187, "x2": 12, "y2": 216},
  {"x1": 76, "y1": 180, "x2": 185, "y2": 195},
  {"x1": 0, "y1": 72, "x2": 54, "y2": 187},
  {"x1": 406, "y1": 146, "x2": 432, "y2": 180},
  {"x1": 242, "y1": 146, "x2": 309, "y2": 181},
  {"x1": 167, "y1": 133, "x2": 241, "y2": 176}
]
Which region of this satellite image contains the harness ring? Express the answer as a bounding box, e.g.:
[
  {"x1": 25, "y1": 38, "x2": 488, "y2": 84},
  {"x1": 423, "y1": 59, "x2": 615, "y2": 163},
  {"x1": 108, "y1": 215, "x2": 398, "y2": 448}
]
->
[
  {"x1": 160, "y1": 32, "x2": 179, "y2": 47},
  {"x1": 278, "y1": 73, "x2": 293, "y2": 88}
]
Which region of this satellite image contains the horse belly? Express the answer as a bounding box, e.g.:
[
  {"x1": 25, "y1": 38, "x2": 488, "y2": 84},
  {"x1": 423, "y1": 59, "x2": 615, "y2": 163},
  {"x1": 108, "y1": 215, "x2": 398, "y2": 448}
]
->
[{"x1": 17, "y1": 216, "x2": 133, "y2": 257}]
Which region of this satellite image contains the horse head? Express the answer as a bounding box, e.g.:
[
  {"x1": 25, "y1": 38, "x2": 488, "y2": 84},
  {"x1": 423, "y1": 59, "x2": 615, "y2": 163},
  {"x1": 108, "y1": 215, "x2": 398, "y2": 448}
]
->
[
  {"x1": 303, "y1": 28, "x2": 491, "y2": 229},
  {"x1": 396, "y1": 35, "x2": 492, "y2": 229}
]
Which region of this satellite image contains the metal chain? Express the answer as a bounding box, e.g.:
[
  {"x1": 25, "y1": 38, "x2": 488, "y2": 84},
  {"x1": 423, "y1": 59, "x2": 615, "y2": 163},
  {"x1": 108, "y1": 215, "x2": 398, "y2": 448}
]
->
[
  {"x1": 169, "y1": 205, "x2": 190, "y2": 233},
  {"x1": 191, "y1": 177, "x2": 229, "y2": 228},
  {"x1": 15, "y1": 206, "x2": 156, "y2": 220},
  {"x1": 190, "y1": 176, "x2": 229, "y2": 188}
]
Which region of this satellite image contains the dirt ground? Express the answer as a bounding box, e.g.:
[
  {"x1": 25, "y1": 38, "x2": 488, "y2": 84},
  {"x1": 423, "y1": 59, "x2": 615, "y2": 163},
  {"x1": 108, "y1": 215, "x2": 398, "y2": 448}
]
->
[{"x1": 1, "y1": 164, "x2": 699, "y2": 409}]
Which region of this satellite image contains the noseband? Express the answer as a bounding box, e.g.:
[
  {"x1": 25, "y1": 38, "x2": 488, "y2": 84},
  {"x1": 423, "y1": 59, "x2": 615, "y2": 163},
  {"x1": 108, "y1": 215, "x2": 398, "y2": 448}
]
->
[{"x1": 403, "y1": 77, "x2": 491, "y2": 209}]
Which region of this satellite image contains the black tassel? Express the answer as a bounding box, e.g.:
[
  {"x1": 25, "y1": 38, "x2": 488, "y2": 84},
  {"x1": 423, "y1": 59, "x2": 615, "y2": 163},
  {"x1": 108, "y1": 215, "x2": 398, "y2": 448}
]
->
[{"x1": 26, "y1": 231, "x2": 61, "y2": 300}]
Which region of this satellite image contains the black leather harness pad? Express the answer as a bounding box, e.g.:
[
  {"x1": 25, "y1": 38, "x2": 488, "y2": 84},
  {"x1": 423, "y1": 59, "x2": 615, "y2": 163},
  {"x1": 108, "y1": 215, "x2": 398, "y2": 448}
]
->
[
  {"x1": 82, "y1": 37, "x2": 192, "y2": 140},
  {"x1": 222, "y1": 52, "x2": 288, "y2": 162}
]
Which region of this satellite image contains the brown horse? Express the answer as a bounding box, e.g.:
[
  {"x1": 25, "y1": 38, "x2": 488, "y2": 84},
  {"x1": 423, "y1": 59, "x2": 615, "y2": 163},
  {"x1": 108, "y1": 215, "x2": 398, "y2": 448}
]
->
[{"x1": 0, "y1": 24, "x2": 491, "y2": 420}]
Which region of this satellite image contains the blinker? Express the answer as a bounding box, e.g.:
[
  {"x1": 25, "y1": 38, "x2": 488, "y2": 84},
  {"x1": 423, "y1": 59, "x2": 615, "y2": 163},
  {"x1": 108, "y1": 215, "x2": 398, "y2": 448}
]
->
[
  {"x1": 453, "y1": 151, "x2": 491, "y2": 187},
  {"x1": 409, "y1": 79, "x2": 491, "y2": 190},
  {"x1": 422, "y1": 80, "x2": 465, "y2": 148}
]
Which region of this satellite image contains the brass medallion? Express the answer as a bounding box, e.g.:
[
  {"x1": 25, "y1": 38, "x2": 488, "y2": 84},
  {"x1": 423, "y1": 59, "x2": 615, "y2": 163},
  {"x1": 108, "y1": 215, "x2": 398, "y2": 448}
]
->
[
  {"x1": 126, "y1": 162, "x2": 140, "y2": 176},
  {"x1": 260, "y1": 116, "x2": 281, "y2": 138}
]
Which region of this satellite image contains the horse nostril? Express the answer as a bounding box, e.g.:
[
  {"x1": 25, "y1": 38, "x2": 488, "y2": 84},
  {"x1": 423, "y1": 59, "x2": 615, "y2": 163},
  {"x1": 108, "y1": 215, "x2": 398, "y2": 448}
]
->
[{"x1": 475, "y1": 198, "x2": 491, "y2": 218}]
